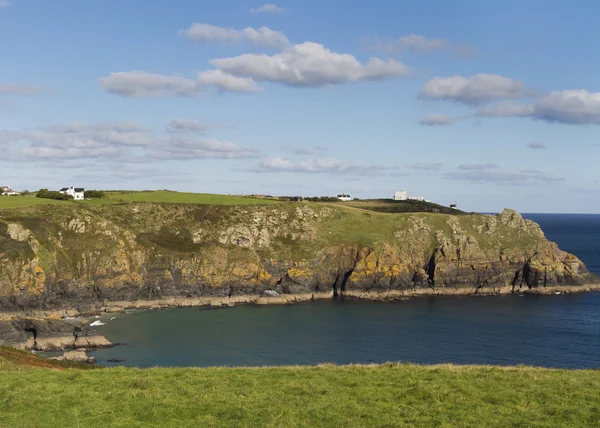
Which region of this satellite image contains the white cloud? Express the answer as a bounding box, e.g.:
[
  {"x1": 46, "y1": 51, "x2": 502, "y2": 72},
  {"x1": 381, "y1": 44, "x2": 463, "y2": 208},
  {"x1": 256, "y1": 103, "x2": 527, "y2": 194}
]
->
[
  {"x1": 419, "y1": 114, "x2": 454, "y2": 126},
  {"x1": 168, "y1": 119, "x2": 212, "y2": 133},
  {"x1": 250, "y1": 157, "x2": 387, "y2": 175},
  {"x1": 458, "y1": 163, "x2": 500, "y2": 170},
  {"x1": 445, "y1": 169, "x2": 564, "y2": 185},
  {"x1": 250, "y1": 4, "x2": 284, "y2": 14},
  {"x1": 0, "y1": 83, "x2": 43, "y2": 95},
  {"x1": 2, "y1": 121, "x2": 257, "y2": 162},
  {"x1": 181, "y1": 24, "x2": 289, "y2": 49},
  {"x1": 100, "y1": 71, "x2": 201, "y2": 98},
  {"x1": 533, "y1": 90, "x2": 600, "y2": 124},
  {"x1": 420, "y1": 74, "x2": 530, "y2": 105},
  {"x1": 208, "y1": 42, "x2": 410, "y2": 89},
  {"x1": 197, "y1": 69, "x2": 260, "y2": 93},
  {"x1": 408, "y1": 162, "x2": 442, "y2": 170},
  {"x1": 527, "y1": 142, "x2": 546, "y2": 150},
  {"x1": 476, "y1": 90, "x2": 600, "y2": 125},
  {"x1": 0, "y1": 1, "x2": 10, "y2": 8}
]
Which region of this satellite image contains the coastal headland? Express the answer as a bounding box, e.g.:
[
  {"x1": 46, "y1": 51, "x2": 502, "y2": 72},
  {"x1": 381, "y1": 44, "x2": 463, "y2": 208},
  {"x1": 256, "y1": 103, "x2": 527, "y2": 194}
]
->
[{"x1": 1, "y1": 192, "x2": 598, "y2": 351}]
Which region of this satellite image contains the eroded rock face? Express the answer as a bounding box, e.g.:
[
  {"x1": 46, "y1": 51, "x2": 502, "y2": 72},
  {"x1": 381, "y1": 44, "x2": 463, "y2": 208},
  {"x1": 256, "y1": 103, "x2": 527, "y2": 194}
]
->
[
  {"x1": 0, "y1": 205, "x2": 595, "y2": 310},
  {"x1": 0, "y1": 318, "x2": 112, "y2": 351}
]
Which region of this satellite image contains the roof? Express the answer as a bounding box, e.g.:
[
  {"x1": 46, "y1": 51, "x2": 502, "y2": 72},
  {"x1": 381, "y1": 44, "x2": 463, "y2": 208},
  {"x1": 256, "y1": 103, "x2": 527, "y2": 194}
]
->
[
  {"x1": 74, "y1": 188, "x2": 84, "y2": 192},
  {"x1": 59, "y1": 188, "x2": 69, "y2": 191}
]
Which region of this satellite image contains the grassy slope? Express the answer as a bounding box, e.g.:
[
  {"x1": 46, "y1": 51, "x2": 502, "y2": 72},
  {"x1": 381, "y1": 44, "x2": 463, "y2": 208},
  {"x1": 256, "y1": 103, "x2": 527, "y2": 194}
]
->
[
  {"x1": 0, "y1": 348, "x2": 598, "y2": 427},
  {"x1": 0, "y1": 191, "x2": 280, "y2": 209}
]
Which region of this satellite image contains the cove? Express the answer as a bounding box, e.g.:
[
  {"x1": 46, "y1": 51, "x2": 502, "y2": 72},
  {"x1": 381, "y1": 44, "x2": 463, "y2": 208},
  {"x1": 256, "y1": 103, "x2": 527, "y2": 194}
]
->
[{"x1": 90, "y1": 292, "x2": 600, "y2": 369}]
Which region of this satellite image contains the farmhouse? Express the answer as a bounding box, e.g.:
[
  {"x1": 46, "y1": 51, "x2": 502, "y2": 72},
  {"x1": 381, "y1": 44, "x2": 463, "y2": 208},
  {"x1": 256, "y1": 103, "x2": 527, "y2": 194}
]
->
[
  {"x1": 393, "y1": 190, "x2": 407, "y2": 201},
  {"x1": 337, "y1": 194, "x2": 352, "y2": 201},
  {"x1": 59, "y1": 186, "x2": 85, "y2": 200},
  {"x1": 1, "y1": 185, "x2": 20, "y2": 196}
]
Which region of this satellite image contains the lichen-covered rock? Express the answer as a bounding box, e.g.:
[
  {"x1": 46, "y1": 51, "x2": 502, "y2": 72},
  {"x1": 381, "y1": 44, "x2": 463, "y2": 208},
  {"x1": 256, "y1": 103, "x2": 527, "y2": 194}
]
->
[{"x1": 0, "y1": 204, "x2": 596, "y2": 311}]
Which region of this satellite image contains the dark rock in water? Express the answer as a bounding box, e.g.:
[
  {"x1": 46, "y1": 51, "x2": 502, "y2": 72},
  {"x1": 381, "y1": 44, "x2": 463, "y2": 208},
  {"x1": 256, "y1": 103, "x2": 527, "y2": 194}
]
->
[
  {"x1": 0, "y1": 318, "x2": 112, "y2": 351},
  {"x1": 107, "y1": 358, "x2": 124, "y2": 363}
]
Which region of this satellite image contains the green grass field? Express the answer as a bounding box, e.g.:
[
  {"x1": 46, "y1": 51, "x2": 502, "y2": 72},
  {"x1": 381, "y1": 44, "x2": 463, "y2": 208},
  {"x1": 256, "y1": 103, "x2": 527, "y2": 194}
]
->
[
  {"x1": 0, "y1": 191, "x2": 281, "y2": 209},
  {"x1": 105, "y1": 190, "x2": 280, "y2": 205},
  {"x1": 0, "y1": 348, "x2": 598, "y2": 427}
]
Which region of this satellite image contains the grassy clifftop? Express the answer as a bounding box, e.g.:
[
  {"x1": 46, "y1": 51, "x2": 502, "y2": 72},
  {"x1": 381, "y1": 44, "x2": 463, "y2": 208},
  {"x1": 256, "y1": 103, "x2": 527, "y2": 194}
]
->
[
  {"x1": 0, "y1": 193, "x2": 594, "y2": 311},
  {"x1": 0, "y1": 347, "x2": 599, "y2": 427}
]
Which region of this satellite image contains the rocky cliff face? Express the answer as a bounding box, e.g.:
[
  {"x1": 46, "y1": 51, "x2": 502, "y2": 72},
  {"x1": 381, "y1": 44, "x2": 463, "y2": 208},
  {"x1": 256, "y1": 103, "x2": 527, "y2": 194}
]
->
[{"x1": 0, "y1": 203, "x2": 595, "y2": 311}]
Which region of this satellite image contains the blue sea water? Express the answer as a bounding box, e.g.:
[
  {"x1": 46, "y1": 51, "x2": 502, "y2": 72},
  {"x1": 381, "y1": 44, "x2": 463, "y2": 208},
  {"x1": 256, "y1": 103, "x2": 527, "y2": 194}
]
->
[{"x1": 90, "y1": 214, "x2": 600, "y2": 368}]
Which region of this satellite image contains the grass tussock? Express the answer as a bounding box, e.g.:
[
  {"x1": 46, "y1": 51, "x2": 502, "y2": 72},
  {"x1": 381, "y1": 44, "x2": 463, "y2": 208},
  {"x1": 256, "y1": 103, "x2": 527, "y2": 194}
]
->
[{"x1": 0, "y1": 347, "x2": 598, "y2": 427}]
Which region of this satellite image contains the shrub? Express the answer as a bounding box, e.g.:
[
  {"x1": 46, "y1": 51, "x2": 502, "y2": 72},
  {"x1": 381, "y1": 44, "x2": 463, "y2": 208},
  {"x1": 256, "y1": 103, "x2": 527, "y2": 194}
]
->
[
  {"x1": 36, "y1": 189, "x2": 73, "y2": 201},
  {"x1": 85, "y1": 190, "x2": 105, "y2": 199}
]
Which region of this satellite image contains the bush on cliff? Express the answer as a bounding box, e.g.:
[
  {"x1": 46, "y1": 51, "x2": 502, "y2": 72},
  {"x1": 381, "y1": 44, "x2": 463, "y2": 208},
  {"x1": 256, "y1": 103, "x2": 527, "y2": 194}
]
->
[
  {"x1": 36, "y1": 189, "x2": 73, "y2": 201},
  {"x1": 85, "y1": 190, "x2": 105, "y2": 199}
]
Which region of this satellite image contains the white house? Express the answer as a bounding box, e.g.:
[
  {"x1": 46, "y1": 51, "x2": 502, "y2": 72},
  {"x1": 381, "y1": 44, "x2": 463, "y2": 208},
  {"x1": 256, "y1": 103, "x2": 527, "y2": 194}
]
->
[
  {"x1": 393, "y1": 190, "x2": 407, "y2": 201},
  {"x1": 1, "y1": 185, "x2": 20, "y2": 196},
  {"x1": 337, "y1": 193, "x2": 352, "y2": 201},
  {"x1": 408, "y1": 196, "x2": 427, "y2": 202},
  {"x1": 59, "y1": 187, "x2": 85, "y2": 200}
]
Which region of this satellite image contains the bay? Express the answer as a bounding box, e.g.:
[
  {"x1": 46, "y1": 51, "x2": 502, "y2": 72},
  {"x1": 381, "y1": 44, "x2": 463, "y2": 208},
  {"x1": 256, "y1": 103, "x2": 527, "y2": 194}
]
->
[{"x1": 90, "y1": 214, "x2": 600, "y2": 368}]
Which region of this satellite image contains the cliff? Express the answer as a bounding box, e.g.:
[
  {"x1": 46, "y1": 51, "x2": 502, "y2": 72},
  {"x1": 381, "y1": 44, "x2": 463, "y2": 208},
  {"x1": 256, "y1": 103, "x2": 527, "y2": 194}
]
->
[{"x1": 0, "y1": 203, "x2": 596, "y2": 311}]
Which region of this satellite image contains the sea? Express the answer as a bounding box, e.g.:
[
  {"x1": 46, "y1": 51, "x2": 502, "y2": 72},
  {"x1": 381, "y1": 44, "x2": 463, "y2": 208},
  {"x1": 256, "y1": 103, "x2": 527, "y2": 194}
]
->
[{"x1": 89, "y1": 214, "x2": 600, "y2": 369}]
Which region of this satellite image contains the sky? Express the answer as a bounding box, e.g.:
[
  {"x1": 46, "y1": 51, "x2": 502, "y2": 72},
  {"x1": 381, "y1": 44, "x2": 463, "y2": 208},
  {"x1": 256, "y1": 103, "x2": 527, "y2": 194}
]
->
[{"x1": 1, "y1": 0, "x2": 599, "y2": 213}]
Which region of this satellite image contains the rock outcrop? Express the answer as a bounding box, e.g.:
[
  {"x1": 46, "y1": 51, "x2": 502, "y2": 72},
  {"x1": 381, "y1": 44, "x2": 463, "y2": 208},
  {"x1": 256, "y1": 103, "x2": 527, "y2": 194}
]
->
[
  {"x1": 0, "y1": 318, "x2": 112, "y2": 351},
  {"x1": 0, "y1": 203, "x2": 596, "y2": 312}
]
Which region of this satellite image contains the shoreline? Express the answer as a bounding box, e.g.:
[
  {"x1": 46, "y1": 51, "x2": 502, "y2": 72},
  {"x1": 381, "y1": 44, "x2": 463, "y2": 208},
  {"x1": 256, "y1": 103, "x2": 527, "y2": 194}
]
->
[{"x1": 2, "y1": 283, "x2": 600, "y2": 320}]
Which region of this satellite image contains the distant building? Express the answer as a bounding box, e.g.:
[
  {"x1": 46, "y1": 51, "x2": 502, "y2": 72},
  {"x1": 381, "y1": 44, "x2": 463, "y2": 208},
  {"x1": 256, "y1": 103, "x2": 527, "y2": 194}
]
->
[
  {"x1": 59, "y1": 186, "x2": 85, "y2": 200},
  {"x1": 450, "y1": 203, "x2": 458, "y2": 209},
  {"x1": 1, "y1": 185, "x2": 20, "y2": 196},
  {"x1": 393, "y1": 190, "x2": 407, "y2": 201},
  {"x1": 408, "y1": 196, "x2": 426, "y2": 202},
  {"x1": 337, "y1": 194, "x2": 352, "y2": 201}
]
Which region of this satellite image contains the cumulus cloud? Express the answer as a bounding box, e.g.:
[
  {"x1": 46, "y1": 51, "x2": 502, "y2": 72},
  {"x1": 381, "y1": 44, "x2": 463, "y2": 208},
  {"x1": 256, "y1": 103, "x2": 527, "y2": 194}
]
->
[
  {"x1": 458, "y1": 163, "x2": 500, "y2": 170},
  {"x1": 206, "y1": 42, "x2": 409, "y2": 89},
  {"x1": 250, "y1": 157, "x2": 388, "y2": 175},
  {"x1": 420, "y1": 74, "x2": 530, "y2": 105},
  {"x1": 419, "y1": 114, "x2": 454, "y2": 126},
  {"x1": 0, "y1": 83, "x2": 43, "y2": 95},
  {"x1": 408, "y1": 162, "x2": 442, "y2": 170},
  {"x1": 100, "y1": 71, "x2": 201, "y2": 98},
  {"x1": 476, "y1": 90, "x2": 600, "y2": 125},
  {"x1": 197, "y1": 69, "x2": 260, "y2": 93},
  {"x1": 250, "y1": 4, "x2": 284, "y2": 14},
  {"x1": 445, "y1": 168, "x2": 564, "y2": 185},
  {"x1": 1, "y1": 121, "x2": 257, "y2": 162},
  {"x1": 168, "y1": 119, "x2": 212, "y2": 133},
  {"x1": 527, "y1": 142, "x2": 546, "y2": 150},
  {"x1": 181, "y1": 24, "x2": 289, "y2": 49}
]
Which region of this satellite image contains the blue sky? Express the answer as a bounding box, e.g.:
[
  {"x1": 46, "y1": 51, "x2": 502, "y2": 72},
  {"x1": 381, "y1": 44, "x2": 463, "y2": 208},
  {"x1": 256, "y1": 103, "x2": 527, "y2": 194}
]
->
[{"x1": 1, "y1": 0, "x2": 599, "y2": 213}]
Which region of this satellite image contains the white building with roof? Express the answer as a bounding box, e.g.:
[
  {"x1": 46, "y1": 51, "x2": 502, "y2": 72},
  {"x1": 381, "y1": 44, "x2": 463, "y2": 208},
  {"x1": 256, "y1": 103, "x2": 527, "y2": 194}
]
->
[
  {"x1": 59, "y1": 186, "x2": 85, "y2": 200},
  {"x1": 393, "y1": 190, "x2": 407, "y2": 201},
  {"x1": 1, "y1": 185, "x2": 20, "y2": 196}
]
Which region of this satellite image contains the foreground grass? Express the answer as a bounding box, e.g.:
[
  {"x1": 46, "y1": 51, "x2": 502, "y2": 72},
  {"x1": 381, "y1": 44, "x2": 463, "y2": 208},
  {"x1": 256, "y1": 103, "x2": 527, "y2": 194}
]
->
[{"x1": 0, "y1": 349, "x2": 598, "y2": 427}]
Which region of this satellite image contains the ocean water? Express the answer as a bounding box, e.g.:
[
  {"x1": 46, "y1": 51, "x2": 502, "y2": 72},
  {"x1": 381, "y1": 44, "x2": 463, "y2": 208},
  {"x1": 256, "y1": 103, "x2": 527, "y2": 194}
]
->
[{"x1": 90, "y1": 214, "x2": 600, "y2": 368}]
